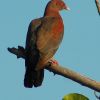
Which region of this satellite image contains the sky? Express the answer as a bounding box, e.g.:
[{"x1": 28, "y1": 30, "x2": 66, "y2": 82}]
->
[{"x1": 0, "y1": 0, "x2": 100, "y2": 100}]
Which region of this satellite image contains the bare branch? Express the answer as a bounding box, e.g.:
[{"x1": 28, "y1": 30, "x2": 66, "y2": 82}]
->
[
  {"x1": 8, "y1": 46, "x2": 100, "y2": 92},
  {"x1": 95, "y1": 0, "x2": 100, "y2": 15},
  {"x1": 46, "y1": 65, "x2": 100, "y2": 92}
]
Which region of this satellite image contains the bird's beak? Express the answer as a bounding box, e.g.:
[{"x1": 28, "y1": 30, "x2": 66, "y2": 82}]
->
[{"x1": 64, "y1": 5, "x2": 70, "y2": 10}]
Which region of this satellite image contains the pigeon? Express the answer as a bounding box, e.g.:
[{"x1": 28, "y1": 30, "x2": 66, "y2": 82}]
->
[{"x1": 24, "y1": 0, "x2": 69, "y2": 88}]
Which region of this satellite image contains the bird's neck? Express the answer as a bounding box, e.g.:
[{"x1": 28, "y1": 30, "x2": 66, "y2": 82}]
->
[{"x1": 44, "y1": 8, "x2": 61, "y2": 18}]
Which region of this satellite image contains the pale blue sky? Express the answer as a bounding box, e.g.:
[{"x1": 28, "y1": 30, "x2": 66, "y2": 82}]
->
[{"x1": 0, "y1": 0, "x2": 100, "y2": 100}]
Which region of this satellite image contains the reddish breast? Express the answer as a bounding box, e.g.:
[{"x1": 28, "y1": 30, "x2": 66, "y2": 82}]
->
[{"x1": 52, "y1": 17, "x2": 64, "y2": 39}]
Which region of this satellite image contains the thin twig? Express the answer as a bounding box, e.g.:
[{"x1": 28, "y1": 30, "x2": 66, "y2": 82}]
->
[{"x1": 95, "y1": 0, "x2": 100, "y2": 15}]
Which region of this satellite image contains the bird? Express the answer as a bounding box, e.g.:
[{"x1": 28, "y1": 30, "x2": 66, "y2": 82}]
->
[{"x1": 24, "y1": 0, "x2": 70, "y2": 88}]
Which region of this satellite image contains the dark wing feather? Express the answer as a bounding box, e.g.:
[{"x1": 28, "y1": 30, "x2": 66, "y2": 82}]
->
[{"x1": 24, "y1": 18, "x2": 44, "y2": 88}]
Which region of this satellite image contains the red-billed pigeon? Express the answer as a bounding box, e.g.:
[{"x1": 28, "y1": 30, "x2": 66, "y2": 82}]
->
[{"x1": 24, "y1": 0, "x2": 69, "y2": 88}]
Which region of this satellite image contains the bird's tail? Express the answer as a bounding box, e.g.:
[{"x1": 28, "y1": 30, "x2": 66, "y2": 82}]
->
[
  {"x1": 24, "y1": 67, "x2": 44, "y2": 88},
  {"x1": 24, "y1": 49, "x2": 44, "y2": 88}
]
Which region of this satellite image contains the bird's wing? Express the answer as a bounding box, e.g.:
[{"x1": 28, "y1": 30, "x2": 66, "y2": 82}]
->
[
  {"x1": 24, "y1": 18, "x2": 44, "y2": 88},
  {"x1": 25, "y1": 18, "x2": 42, "y2": 51},
  {"x1": 25, "y1": 18, "x2": 43, "y2": 68}
]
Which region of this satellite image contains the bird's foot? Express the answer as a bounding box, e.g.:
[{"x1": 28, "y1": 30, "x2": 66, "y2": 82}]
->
[
  {"x1": 47, "y1": 58, "x2": 58, "y2": 75},
  {"x1": 49, "y1": 58, "x2": 59, "y2": 66}
]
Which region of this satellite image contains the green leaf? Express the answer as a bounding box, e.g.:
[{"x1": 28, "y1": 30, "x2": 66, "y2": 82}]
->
[{"x1": 62, "y1": 93, "x2": 89, "y2": 100}]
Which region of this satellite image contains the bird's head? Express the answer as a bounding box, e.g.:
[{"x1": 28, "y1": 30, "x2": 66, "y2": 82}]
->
[{"x1": 49, "y1": 0, "x2": 70, "y2": 11}]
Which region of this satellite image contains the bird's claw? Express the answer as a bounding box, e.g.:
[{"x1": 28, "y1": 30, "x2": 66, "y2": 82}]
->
[{"x1": 49, "y1": 58, "x2": 59, "y2": 65}]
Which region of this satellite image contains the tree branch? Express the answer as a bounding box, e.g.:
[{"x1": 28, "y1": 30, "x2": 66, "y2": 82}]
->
[
  {"x1": 8, "y1": 46, "x2": 100, "y2": 92},
  {"x1": 95, "y1": 0, "x2": 100, "y2": 15}
]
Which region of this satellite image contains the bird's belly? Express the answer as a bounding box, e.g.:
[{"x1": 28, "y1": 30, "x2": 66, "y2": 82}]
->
[
  {"x1": 36, "y1": 26, "x2": 64, "y2": 70},
  {"x1": 37, "y1": 32, "x2": 63, "y2": 54}
]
